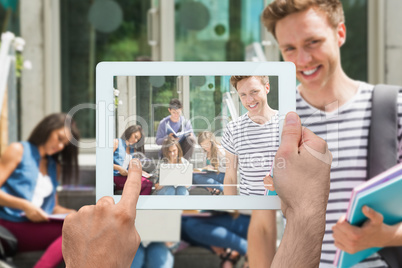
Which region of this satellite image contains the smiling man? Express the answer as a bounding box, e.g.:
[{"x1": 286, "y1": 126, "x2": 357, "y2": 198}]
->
[
  {"x1": 248, "y1": 0, "x2": 402, "y2": 267},
  {"x1": 221, "y1": 76, "x2": 278, "y2": 196},
  {"x1": 220, "y1": 76, "x2": 279, "y2": 262}
]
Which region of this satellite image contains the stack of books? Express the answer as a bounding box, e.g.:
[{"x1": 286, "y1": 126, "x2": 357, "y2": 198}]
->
[{"x1": 334, "y1": 163, "x2": 402, "y2": 267}]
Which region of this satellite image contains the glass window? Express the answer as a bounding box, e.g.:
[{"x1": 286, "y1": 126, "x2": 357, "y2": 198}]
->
[
  {"x1": 135, "y1": 76, "x2": 178, "y2": 137},
  {"x1": 60, "y1": 0, "x2": 151, "y2": 138},
  {"x1": 0, "y1": 1, "x2": 19, "y2": 34},
  {"x1": 175, "y1": 0, "x2": 264, "y2": 61},
  {"x1": 341, "y1": 0, "x2": 368, "y2": 82},
  {"x1": 189, "y1": 76, "x2": 231, "y2": 137}
]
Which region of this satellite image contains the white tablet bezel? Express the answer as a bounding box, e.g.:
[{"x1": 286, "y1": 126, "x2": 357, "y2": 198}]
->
[{"x1": 96, "y1": 61, "x2": 296, "y2": 209}]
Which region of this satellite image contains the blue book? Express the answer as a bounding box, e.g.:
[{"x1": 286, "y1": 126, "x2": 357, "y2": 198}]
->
[{"x1": 335, "y1": 172, "x2": 402, "y2": 267}]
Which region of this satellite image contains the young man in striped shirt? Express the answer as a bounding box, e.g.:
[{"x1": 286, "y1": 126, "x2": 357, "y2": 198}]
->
[
  {"x1": 221, "y1": 76, "x2": 279, "y2": 196},
  {"x1": 220, "y1": 75, "x2": 279, "y2": 264},
  {"x1": 249, "y1": 0, "x2": 402, "y2": 267}
]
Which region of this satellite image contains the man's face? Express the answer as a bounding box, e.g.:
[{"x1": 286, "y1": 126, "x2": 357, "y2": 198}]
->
[
  {"x1": 168, "y1": 108, "x2": 182, "y2": 122},
  {"x1": 275, "y1": 8, "x2": 345, "y2": 92},
  {"x1": 237, "y1": 77, "x2": 269, "y2": 117}
]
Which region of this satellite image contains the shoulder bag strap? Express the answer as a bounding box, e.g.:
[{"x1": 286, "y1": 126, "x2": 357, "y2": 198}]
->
[{"x1": 369, "y1": 84, "x2": 401, "y2": 268}]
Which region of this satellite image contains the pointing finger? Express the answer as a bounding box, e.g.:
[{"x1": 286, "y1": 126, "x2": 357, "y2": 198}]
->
[{"x1": 118, "y1": 159, "x2": 142, "y2": 214}]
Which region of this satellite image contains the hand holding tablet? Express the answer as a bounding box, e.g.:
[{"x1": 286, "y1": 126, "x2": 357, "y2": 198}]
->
[
  {"x1": 270, "y1": 112, "x2": 332, "y2": 268},
  {"x1": 272, "y1": 113, "x2": 332, "y2": 218},
  {"x1": 62, "y1": 158, "x2": 142, "y2": 267}
]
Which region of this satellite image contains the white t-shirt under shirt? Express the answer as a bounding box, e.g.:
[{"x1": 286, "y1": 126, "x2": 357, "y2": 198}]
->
[
  {"x1": 297, "y1": 82, "x2": 402, "y2": 267},
  {"x1": 32, "y1": 172, "x2": 53, "y2": 208},
  {"x1": 122, "y1": 153, "x2": 133, "y2": 171},
  {"x1": 221, "y1": 112, "x2": 279, "y2": 196}
]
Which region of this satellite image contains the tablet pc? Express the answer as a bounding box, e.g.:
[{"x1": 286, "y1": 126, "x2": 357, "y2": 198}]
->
[{"x1": 96, "y1": 62, "x2": 295, "y2": 209}]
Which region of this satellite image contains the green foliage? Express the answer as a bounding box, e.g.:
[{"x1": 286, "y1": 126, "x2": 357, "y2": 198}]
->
[
  {"x1": 15, "y1": 51, "x2": 22, "y2": 77},
  {"x1": 61, "y1": 0, "x2": 152, "y2": 138},
  {"x1": 99, "y1": 36, "x2": 139, "y2": 61},
  {"x1": 0, "y1": 40, "x2": 24, "y2": 77}
]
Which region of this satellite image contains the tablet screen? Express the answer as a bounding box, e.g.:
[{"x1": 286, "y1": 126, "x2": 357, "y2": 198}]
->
[{"x1": 96, "y1": 62, "x2": 295, "y2": 209}]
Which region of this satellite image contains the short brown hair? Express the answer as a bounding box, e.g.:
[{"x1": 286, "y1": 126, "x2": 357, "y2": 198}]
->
[
  {"x1": 262, "y1": 0, "x2": 344, "y2": 38},
  {"x1": 169, "y1": 98, "x2": 182, "y2": 110},
  {"x1": 230, "y1": 76, "x2": 269, "y2": 90}
]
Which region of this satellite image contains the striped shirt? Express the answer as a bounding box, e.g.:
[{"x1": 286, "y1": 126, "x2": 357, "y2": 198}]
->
[
  {"x1": 297, "y1": 82, "x2": 402, "y2": 267},
  {"x1": 221, "y1": 112, "x2": 279, "y2": 196}
]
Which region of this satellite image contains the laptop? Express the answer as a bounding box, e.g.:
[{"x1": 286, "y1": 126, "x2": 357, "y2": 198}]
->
[{"x1": 159, "y1": 163, "x2": 193, "y2": 187}]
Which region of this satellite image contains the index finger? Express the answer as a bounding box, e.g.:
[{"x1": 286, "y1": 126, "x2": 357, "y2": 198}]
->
[{"x1": 118, "y1": 159, "x2": 142, "y2": 211}]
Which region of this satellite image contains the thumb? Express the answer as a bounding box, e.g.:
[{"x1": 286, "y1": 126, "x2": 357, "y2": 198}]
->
[
  {"x1": 277, "y1": 112, "x2": 302, "y2": 157},
  {"x1": 362, "y1": 206, "x2": 384, "y2": 225}
]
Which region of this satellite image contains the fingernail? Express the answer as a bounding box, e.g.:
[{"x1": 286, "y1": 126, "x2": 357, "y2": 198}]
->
[{"x1": 285, "y1": 112, "x2": 298, "y2": 125}]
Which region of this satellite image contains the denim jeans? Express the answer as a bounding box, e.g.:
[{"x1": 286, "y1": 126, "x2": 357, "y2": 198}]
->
[
  {"x1": 131, "y1": 243, "x2": 174, "y2": 268},
  {"x1": 192, "y1": 172, "x2": 225, "y2": 192},
  {"x1": 156, "y1": 186, "x2": 189, "y2": 195},
  {"x1": 181, "y1": 213, "x2": 250, "y2": 255}
]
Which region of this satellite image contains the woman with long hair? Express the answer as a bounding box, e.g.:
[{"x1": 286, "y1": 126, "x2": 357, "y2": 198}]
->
[
  {"x1": 113, "y1": 125, "x2": 152, "y2": 195},
  {"x1": 193, "y1": 131, "x2": 226, "y2": 195},
  {"x1": 154, "y1": 137, "x2": 189, "y2": 195},
  {"x1": 0, "y1": 113, "x2": 79, "y2": 267}
]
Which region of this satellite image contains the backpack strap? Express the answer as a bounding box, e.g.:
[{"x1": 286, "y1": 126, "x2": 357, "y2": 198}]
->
[
  {"x1": 368, "y1": 84, "x2": 399, "y2": 178},
  {"x1": 368, "y1": 84, "x2": 402, "y2": 268}
]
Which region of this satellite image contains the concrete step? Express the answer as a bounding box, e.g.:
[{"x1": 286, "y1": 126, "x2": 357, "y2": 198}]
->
[
  {"x1": 58, "y1": 187, "x2": 96, "y2": 210},
  {"x1": 77, "y1": 165, "x2": 95, "y2": 186}
]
